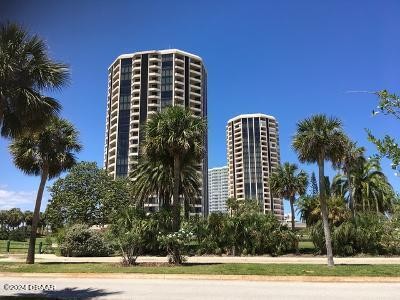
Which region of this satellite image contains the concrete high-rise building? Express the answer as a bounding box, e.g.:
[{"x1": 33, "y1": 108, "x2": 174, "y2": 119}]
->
[
  {"x1": 208, "y1": 166, "x2": 228, "y2": 213},
  {"x1": 226, "y1": 114, "x2": 283, "y2": 219},
  {"x1": 104, "y1": 49, "x2": 208, "y2": 214}
]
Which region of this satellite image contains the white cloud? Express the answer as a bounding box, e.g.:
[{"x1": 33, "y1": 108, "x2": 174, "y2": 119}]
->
[{"x1": 0, "y1": 188, "x2": 36, "y2": 210}]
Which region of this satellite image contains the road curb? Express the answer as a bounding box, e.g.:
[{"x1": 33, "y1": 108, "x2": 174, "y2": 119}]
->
[{"x1": 0, "y1": 272, "x2": 399, "y2": 283}]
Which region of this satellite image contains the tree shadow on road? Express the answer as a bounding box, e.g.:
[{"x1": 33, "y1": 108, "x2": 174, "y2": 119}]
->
[{"x1": 3, "y1": 286, "x2": 122, "y2": 299}]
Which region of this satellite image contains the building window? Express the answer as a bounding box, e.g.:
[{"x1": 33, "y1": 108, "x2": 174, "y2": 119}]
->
[{"x1": 161, "y1": 54, "x2": 173, "y2": 109}]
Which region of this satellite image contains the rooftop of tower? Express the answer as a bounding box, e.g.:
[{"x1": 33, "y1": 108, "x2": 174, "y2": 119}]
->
[
  {"x1": 109, "y1": 49, "x2": 203, "y2": 69},
  {"x1": 227, "y1": 113, "x2": 276, "y2": 124}
]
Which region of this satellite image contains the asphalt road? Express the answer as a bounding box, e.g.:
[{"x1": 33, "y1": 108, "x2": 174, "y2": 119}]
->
[{"x1": 0, "y1": 277, "x2": 399, "y2": 299}]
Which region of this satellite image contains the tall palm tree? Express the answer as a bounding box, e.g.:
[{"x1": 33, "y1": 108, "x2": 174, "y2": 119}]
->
[
  {"x1": 142, "y1": 106, "x2": 206, "y2": 229},
  {"x1": 269, "y1": 162, "x2": 308, "y2": 230},
  {"x1": 292, "y1": 114, "x2": 348, "y2": 267},
  {"x1": 9, "y1": 117, "x2": 81, "y2": 264},
  {"x1": 0, "y1": 23, "x2": 69, "y2": 138}
]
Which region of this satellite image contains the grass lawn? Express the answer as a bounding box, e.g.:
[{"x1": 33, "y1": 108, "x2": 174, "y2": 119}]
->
[
  {"x1": 298, "y1": 240, "x2": 315, "y2": 254},
  {"x1": 0, "y1": 262, "x2": 399, "y2": 277},
  {"x1": 0, "y1": 238, "x2": 49, "y2": 254}
]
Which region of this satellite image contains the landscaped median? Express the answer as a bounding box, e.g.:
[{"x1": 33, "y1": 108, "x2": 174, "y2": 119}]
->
[{"x1": 0, "y1": 262, "x2": 399, "y2": 278}]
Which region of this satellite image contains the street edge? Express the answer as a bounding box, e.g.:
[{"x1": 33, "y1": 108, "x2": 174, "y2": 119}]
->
[{"x1": 0, "y1": 273, "x2": 399, "y2": 282}]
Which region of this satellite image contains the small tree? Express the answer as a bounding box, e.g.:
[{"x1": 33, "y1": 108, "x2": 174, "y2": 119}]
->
[
  {"x1": 46, "y1": 162, "x2": 131, "y2": 229},
  {"x1": 9, "y1": 117, "x2": 81, "y2": 264},
  {"x1": 269, "y1": 162, "x2": 308, "y2": 230},
  {"x1": 108, "y1": 207, "x2": 154, "y2": 266}
]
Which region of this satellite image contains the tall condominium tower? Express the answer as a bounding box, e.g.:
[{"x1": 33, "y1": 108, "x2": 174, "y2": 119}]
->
[
  {"x1": 104, "y1": 49, "x2": 208, "y2": 214},
  {"x1": 208, "y1": 166, "x2": 229, "y2": 213},
  {"x1": 226, "y1": 114, "x2": 283, "y2": 219}
]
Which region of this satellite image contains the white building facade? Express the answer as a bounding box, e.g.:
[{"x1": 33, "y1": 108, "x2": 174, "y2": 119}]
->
[{"x1": 208, "y1": 166, "x2": 229, "y2": 213}]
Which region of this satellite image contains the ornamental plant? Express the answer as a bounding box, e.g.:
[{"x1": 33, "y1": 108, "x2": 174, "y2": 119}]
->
[{"x1": 158, "y1": 229, "x2": 194, "y2": 264}]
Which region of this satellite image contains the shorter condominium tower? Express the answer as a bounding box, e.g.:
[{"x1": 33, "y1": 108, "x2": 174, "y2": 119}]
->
[
  {"x1": 208, "y1": 166, "x2": 229, "y2": 213},
  {"x1": 226, "y1": 114, "x2": 283, "y2": 219}
]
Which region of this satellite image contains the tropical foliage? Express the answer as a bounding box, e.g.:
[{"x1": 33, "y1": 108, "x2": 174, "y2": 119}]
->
[
  {"x1": 9, "y1": 117, "x2": 81, "y2": 264},
  {"x1": 332, "y1": 158, "x2": 395, "y2": 214},
  {"x1": 0, "y1": 208, "x2": 46, "y2": 241},
  {"x1": 270, "y1": 162, "x2": 308, "y2": 230},
  {"x1": 107, "y1": 207, "x2": 157, "y2": 265},
  {"x1": 130, "y1": 106, "x2": 206, "y2": 228},
  {"x1": 0, "y1": 23, "x2": 69, "y2": 138},
  {"x1": 292, "y1": 114, "x2": 348, "y2": 266}
]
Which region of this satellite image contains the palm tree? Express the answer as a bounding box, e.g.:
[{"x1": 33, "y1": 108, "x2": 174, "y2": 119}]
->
[
  {"x1": 141, "y1": 106, "x2": 206, "y2": 229},
  {"x1": 292, "y1": 114, "x2": 348, "y2": 267},
  {"x1": 333, "y1": 158, "x2": 395, "y2": 214},
  {"x1": 130, "y1": 152, "x2": 201, "y2": 219},
  {"x1": 9, "y1": 117, "x2": 81, "y2": 264},
  {"x1": 0, "y1": 23, "x2": 69, "y2": 138},
  {"x1": 270, "y1": 162, "x2": 308, "y2": 230},
  {"x1": 338, "y1": 140, "x2": 365, "y2": 216}
]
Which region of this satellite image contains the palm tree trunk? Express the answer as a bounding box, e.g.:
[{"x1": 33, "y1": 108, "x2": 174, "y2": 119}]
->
[
  {"x1": 289, "y1": 196, "x2": 296, "y2": 231},
  {"x1": 26, "y1": 167, "x2": 48, "y2": 264},
  {"x1": 318, "y1": 158, "x2": 334, "y2": 267},
  {"x1": 172, "y1": 155, "x2": 181, "y2": 231}
]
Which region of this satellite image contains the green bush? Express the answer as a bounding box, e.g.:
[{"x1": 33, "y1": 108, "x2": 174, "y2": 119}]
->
[
  {"x1": 186, "y1": 210, "x2": 296, "y2": 256},
  {"x1": 311, "y1": 212, "x2": 388, "y2": 256},
  {"x1": 380, "y1": 209, "x2": 400, "y2": 255},
  {"x1": 309, "y1": 221, "x2": 326, "y2": 254},
  {"x1": 353, "y1": 213, "x2": 384, "y2": 254},
  {"x1": 158, "y1": 228, "x2": 194, "y2": 264},
  {"x1": 332, "y1": 221, "x2": 356, "y2": 256},
  {"x1": 9, "y1": 228, "x2": 27, "y2": 242},
  {"x1": 59, "y1": 224, "x2": 112, "y2": 257},
  {"x1": 42, "y1": 236, "x2": 55, "y2": 254},
  {"x1": 0, "y1": 228, "x2": 9, "y2": 240},
  {"x1": 107, "y1": 207, "x2": 156, "y2": 265}
]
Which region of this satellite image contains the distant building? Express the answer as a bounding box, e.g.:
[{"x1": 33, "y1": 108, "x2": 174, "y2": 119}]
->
[
  {"x1": 103, "y1": 49, "x2": 208, "y2": 215},
  {"x1": 226, "y1": 113, "x2": 283, "y2": 219},
  {"x1": 208, "y1": 166, "x2": 229, "y2": 213}
]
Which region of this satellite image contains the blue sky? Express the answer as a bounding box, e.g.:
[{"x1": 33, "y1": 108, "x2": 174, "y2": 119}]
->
[{"x1": 0, "y1": 0, "x2": 399, "y2": 214}]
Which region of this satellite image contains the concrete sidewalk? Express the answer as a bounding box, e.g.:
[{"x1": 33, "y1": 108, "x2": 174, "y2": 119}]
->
[{"x1": 2, "y1": 254, "x2": 400, "y2": 264}]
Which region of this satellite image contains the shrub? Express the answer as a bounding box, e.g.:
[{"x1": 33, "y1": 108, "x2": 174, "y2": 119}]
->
[
  {"x1": 108, "y1": 207, "x2": 155, "y2": 265},
  {"x1": 59, "y1": 224, "x2": 111, "y2": 257},
  {"x1": 332, "y1": 221, "x2": 356, "y2": 256},
  {"x1": 353, "y1": 213, "x2": 384, "y2": 254},
  {"x1": 380, "y1": 210, "x2": 400, "y2": 255},
  {"x1": 309, "y1": 221, "x2": 326, "y2": 254},
  {"x1": 0, "y1": 228, "x2": 8, "y2": 240},
  {"x1": 311, "y1": 212, "x2": 387, "y2": 256},
  {"x1": 158, "y1": 229, "x2": 194, "y2": 264},
  {"x1": 9, "y1": 228, "x2": 27, "y2": 242},
  {"x1": 42, "y1": 236, "x2": 55, "y2": 254}
]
